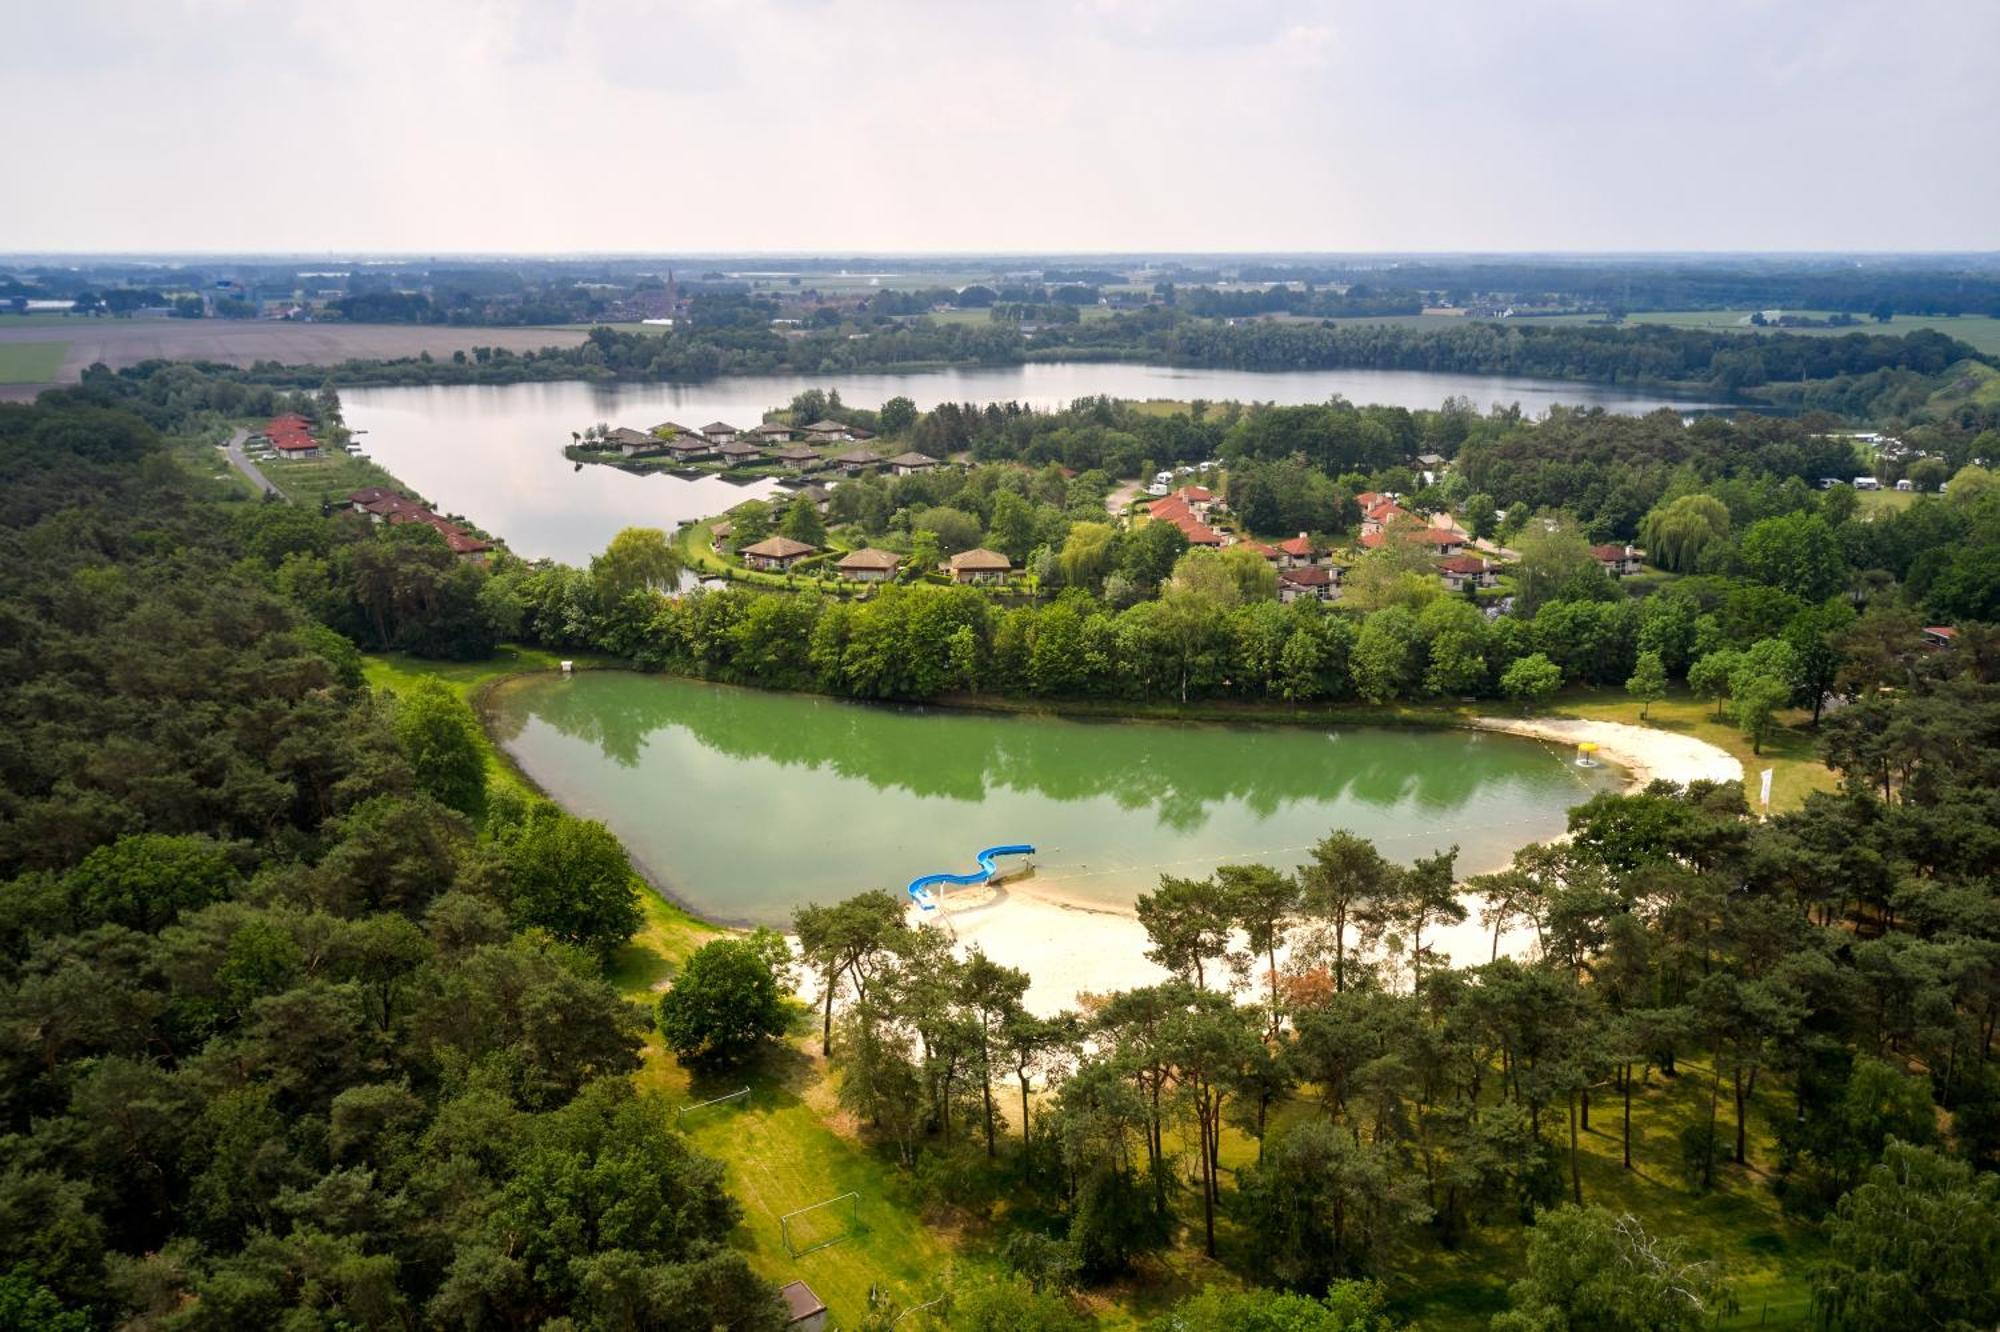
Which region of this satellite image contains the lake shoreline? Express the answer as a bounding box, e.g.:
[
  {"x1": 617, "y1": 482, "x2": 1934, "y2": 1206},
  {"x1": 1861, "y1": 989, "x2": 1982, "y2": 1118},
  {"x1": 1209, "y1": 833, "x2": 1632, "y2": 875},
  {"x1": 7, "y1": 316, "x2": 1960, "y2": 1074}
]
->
[{"x1": 473, "y1": 666, "x2": 1752, "y2": 1005}]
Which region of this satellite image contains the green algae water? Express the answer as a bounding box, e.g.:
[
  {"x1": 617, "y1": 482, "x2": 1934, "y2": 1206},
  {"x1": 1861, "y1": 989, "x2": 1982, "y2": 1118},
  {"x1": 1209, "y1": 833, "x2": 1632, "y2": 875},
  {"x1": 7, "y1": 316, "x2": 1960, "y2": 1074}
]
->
[{"x1": 487, "y1": 672, "x2": 1625, "y2": 926}]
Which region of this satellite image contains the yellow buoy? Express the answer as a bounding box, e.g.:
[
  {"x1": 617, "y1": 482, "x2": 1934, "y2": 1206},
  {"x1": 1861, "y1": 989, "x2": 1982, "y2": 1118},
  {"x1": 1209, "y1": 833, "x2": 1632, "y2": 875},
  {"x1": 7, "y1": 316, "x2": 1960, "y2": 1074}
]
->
[{"x1": 1575, "y1": 741, "x2": 1599, "y2": 767}]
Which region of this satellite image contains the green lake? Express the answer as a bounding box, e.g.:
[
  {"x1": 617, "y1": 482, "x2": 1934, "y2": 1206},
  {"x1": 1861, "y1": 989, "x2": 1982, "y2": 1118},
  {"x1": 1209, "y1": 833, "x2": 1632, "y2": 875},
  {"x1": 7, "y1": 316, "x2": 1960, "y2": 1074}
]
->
[{"x1": 487, "y1": 672, "x2": 1626, "y2": 926}]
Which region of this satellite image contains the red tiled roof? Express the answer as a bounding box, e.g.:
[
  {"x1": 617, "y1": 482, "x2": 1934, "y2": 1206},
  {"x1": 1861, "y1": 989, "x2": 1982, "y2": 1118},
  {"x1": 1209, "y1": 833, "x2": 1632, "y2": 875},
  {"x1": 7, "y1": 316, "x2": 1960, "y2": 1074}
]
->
[
  {"x1": 1177, "y1": 484, "x2": 1212, "y2": 502},
  {"x1": 1415, "y1": 528, "x2": 1465, "y2": 546},
  {"x1": 1277, "y1": 535, "x2": 1314, "y2": 557},
  {"x1": 1590, "y1": 544, "x2": 1637, "y2": 561},
  {"x1": 1281, "y1": 566, "x2": 1336, "y2": 587},
  {"x1": 1240, "y1": 541, "x2": 1279, "y2": 560},
  {"x1": 1358, "y1": 531, "x2": 1385, "y2": 549},
  {"x1": 1438, "y1": 555, "x2": 1490, "y2": 575}
]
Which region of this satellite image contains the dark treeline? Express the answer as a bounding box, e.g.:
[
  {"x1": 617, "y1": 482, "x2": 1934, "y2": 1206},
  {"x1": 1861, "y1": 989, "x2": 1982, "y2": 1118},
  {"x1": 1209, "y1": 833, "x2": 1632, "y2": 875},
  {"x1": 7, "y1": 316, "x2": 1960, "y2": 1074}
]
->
[
  {"x1": 1245, "y1": 257, "x2": 2000, "y2": 319},
  {"x1": 99, "y1": 312, "x2": 1992, "y2": 421},
  {"x1": 0, "y1": 397, "x2": 790, "y2": 1326}
]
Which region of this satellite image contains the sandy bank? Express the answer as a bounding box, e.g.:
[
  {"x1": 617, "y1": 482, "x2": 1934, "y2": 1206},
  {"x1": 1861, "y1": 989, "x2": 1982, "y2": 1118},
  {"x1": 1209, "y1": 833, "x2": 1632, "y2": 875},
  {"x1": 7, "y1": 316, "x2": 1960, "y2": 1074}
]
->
[
  {"x1": 903, "y1": 719, "x2": 1741, "y2": 1016},
  {"x1": 1468, "y1": 715, "x2": 1743, "y2": 790}
]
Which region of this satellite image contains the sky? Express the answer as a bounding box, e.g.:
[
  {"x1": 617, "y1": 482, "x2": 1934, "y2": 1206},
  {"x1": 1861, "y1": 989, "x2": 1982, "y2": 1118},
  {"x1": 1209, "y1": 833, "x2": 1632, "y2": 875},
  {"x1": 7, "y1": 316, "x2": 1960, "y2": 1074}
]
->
[{"x1": 5, "y1": 0, "x2": 1997, "y2": 255}]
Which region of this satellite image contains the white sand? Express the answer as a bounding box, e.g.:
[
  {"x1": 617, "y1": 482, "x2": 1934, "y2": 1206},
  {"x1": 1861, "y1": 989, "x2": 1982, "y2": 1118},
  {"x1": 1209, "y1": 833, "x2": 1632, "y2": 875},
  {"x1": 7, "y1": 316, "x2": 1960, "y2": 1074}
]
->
[
  {"x1": 879, "y1": 719, "x2": 1742, "y2": 1016},
  {"x1": 1468, "y1": 715, "x2": 1743, "y2": 790}
]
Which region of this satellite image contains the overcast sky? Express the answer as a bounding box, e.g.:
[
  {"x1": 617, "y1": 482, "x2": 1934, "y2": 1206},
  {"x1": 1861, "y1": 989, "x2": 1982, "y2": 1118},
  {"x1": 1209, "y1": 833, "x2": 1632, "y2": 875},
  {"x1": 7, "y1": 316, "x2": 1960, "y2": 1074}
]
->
[{"x1": 6, "y1": 0, "x2": 1995, "y2": 255}]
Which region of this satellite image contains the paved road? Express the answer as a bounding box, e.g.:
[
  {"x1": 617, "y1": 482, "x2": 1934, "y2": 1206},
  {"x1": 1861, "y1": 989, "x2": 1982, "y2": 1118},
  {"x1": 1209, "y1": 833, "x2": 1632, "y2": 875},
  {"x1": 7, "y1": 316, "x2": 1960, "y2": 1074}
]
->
[{"x1": 220, "y1": 428, "x2": 281, "y2": 497}]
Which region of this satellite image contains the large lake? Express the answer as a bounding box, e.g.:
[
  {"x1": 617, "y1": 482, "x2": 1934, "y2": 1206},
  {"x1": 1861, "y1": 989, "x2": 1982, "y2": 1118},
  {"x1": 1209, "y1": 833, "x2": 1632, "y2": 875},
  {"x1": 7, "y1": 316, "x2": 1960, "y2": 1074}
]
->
[
  {"x1": 487, "y1": 672, "x2": 1624, "y2": 927},
  {"x1": 344, "y1": 363, "x2": 1728, "y2": 565}
]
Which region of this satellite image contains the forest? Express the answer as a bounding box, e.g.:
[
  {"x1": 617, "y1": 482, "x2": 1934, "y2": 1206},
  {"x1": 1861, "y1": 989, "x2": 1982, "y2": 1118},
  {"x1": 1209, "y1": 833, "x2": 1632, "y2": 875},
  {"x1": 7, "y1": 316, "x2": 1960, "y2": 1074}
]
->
[
  {"x1": 9, "y1": 363, "x2": 2000, "y2": 1326},
  {"x1": 0, "y1": 397, "x2": 788, "y2": 1327}
]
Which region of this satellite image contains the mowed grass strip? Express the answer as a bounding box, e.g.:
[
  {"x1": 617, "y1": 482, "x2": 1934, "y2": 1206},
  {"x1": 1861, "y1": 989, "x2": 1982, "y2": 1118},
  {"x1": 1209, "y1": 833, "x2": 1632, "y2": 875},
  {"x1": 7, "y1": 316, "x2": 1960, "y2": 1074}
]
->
[
  {"x1": 0, "y1": 340, "x2": 69, "y2": 384},
  {"x1": 613, "y1": 912, "x2": 989, "y2": 1320}
]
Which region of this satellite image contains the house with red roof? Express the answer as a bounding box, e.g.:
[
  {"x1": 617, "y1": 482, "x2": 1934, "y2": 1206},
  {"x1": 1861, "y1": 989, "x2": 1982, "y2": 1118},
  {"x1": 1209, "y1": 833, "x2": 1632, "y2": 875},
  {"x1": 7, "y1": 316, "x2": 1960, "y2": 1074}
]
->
[
  {"x1": 263, "y1": 414, "x2": 322, "y2": 459},
  {"x1": 1278, "y1": 565, "x2": 1341, "y2": 604},
  {"x1": 1275, "y1": 533, "x2": 1319, "y2": 568},
  {"x1": 1438, "y1": 554, "x2": 1497, "y2": 592},
  {"x1": 1360, "y1": 500, "x2": 1409, "y2": 535},
  {"x1": 1145, "y1": 494, "x2": 1225, "y2": 546},
  {"x1": 1590, "y1": 543, "x2": 1644, "y2": 576}
]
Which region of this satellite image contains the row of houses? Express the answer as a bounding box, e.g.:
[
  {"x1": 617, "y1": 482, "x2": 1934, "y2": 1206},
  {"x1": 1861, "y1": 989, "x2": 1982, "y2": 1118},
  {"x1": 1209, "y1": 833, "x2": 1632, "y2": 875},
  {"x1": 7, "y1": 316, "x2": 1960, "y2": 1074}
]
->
[
  {"x1": 346, "y1": 488, "x2": 493, "y2": 561},
  {"x1": 731, "y1": 534, "x2": 1016, "y2": 585},
  {"x1": 603, "y1": 421, "x2": 943, "y2": 478}
]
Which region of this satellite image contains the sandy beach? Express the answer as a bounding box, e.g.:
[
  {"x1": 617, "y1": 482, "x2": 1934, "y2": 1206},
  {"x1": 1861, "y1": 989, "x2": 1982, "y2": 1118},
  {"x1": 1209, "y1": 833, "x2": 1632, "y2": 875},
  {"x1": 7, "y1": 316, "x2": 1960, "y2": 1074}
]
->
[{"x1": 901, "y1": 717, "x2": 1743, "y2": 1015}]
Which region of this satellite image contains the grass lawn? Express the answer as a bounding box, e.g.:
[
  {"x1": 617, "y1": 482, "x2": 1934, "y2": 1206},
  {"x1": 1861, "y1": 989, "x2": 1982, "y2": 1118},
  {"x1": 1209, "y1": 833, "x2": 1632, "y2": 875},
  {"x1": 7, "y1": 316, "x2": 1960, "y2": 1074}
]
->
[
  {"x1": 1553, "y1": 685, "x2": 1836, "y2": 812},
  {"x1": 0, "y1": 340, "x2": 68, "y2": 383},
  {"x1": 0, "y1": 312, "x2": 109, "y2": 327},
  {"x1": 1856, "y1": 488, "x2": 1919, "y2": 517},
  {"x1": 261, "y1": 448, "x2": 411, "y2": 511}
]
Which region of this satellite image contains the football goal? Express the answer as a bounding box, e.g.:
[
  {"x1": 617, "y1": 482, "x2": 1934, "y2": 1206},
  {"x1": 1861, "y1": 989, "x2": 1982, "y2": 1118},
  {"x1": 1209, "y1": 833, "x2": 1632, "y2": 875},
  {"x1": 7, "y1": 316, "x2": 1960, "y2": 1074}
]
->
[
  {"x1": 779, "y1": 1191, "x2": 863, "y2": 1257},
  {"x1": 675, "y1": 1087, "x2": 750, "y2": 1128}
]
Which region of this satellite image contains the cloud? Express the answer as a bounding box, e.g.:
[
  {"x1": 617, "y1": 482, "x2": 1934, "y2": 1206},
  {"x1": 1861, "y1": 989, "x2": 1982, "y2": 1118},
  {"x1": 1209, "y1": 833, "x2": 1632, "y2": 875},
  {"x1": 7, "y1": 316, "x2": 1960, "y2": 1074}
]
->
[{"x1": 2, "y1": 0, "x2": 1995, "y2": 252}]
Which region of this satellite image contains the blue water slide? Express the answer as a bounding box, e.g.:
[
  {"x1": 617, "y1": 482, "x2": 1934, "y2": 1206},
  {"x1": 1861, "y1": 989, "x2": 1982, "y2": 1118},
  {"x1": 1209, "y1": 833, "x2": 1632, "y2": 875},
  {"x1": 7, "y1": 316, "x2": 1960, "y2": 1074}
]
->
[{"x1": 907, "y1": 844, "x2": 1037, "y2": 912}]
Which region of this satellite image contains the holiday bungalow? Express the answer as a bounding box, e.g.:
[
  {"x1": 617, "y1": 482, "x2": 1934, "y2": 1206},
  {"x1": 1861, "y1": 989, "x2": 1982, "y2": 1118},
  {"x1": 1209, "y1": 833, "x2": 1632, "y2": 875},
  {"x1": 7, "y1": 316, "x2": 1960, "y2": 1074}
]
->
[
  {"x1": 803, "y1": 419, "x2": 859, "y2": 443},
  {"x1": 357, "y1": 494, "x2": 429, "y2": 524},
  {"x1": 766, "y1": 443, "x2": 821, "y2": 469},
  {"x1": 1923, "y1": 626, "x2": 1958, "y2": 650},
  {"x1": 1146, "y1": 494, "x2": 1226, "y2": 547},
  {"x1": 1416, "y1": 528, "x2": 1468, "y2": 557},
  {"x1": 1275, "y1": 533, "x2": 1317, "y2": 569},
  {"x1": 836, "y1": 548, "x2": 901, "y2": 582},
  {"x1": 748, "y1": 421, "x2": 797, "y2": 444},
  {"x1": 887, "y1": 450, "x2": 940, "y2": 476},
  {"x1": 946, "y1": 548, "x2": 1012, "y2": 585},
  {"x1": 1171, "y1": 484, "x2": 1218, "y2": 518},
  {"x1": 608, "y1": 426, "x2": 662, "y2": 456},
  {"x1": 714, "y1": 441, "x2": 763, "y2": 467},
  {"x1": 1438, "y1": 554, "x2": 1497, "y2": 592},
  {"x1": 710, "y1": 520, "x2": 733, "y2": 551},
  {"x1": 1239, "y1": 540, "x2": 1281, "y2": 564},
  {"x1": 264, "y1": 413, "x2": 322, "y2": 459},
  {"x1": 740, "y1": 535, "x2": 817, "y2": 572},
  {"x1": 1590, "y1": 543, "x2": 1644, "y2": 576},
  {"x1": 700, "y1": 421, "x2": 741, "y2": 444},
  {"x1": 1278, "y1": 566, "x2": 1340, "y2": 604},
  {"x1": 830, "y1": 448, "x2": 882, "y2": 475},
  {"x1": 666, "y1": 435, "x2": 716, "y2": 462}
]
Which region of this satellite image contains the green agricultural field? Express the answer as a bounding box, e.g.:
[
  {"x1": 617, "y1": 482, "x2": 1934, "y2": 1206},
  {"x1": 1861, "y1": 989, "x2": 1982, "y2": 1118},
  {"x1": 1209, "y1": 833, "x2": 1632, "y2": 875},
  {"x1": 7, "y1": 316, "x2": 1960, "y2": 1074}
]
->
[
  {"x1": 0, "y1": 340, "x2": 68, "y2": 383},
  {"x1": 1536, "y1": 309, "x2": 2000, "y2": 355}
]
